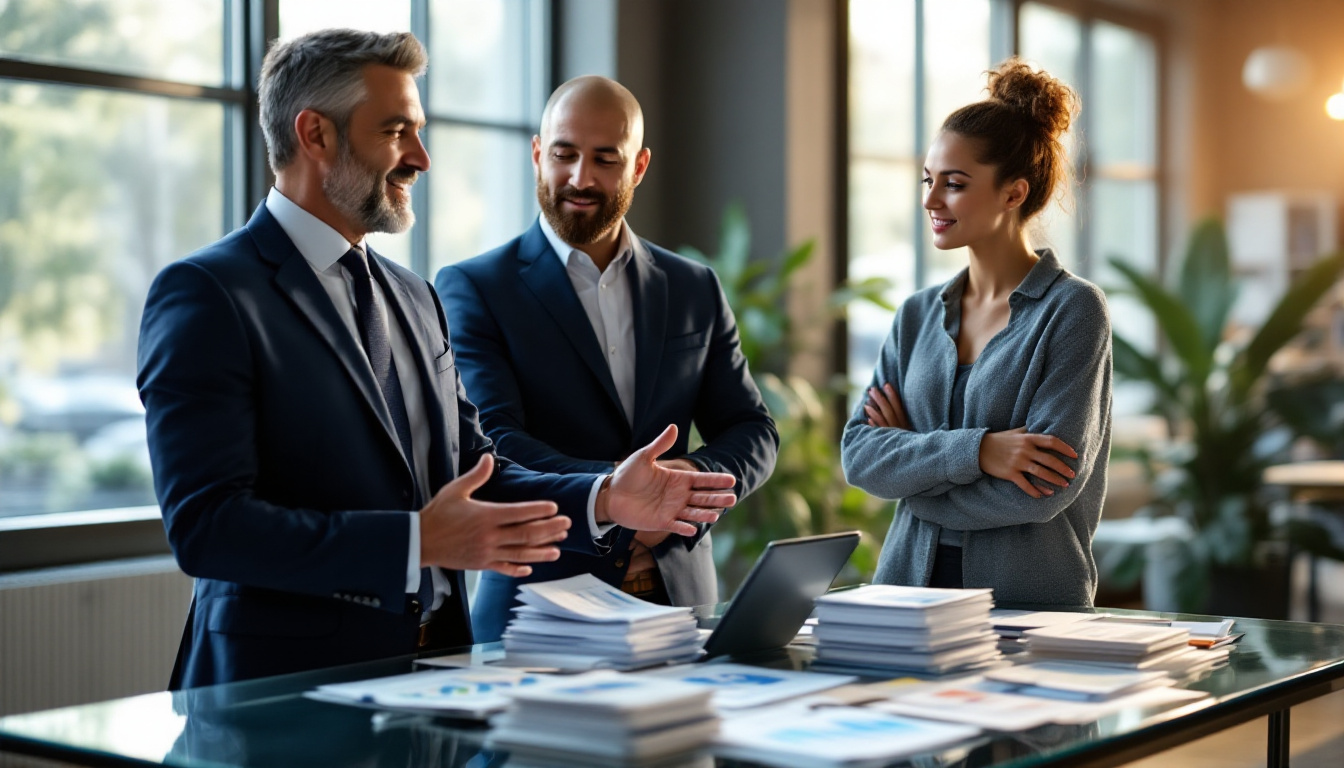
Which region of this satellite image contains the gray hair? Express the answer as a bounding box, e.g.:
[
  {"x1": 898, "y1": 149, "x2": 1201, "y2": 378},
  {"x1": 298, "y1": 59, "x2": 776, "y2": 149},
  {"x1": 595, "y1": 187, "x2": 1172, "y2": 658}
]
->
[{"x1": 258, "y1": 28, "x2": 427, "y2": 172}]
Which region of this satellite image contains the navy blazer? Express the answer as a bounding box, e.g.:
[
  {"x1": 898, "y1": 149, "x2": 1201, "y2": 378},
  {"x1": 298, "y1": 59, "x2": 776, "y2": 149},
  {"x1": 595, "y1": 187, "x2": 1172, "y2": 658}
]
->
[
  {"x1": 138, "y1": 204, "x2": 601, "y2": 688},
  {"x1": 436, "y1": 220, "x2": 778, "y2": 641}
]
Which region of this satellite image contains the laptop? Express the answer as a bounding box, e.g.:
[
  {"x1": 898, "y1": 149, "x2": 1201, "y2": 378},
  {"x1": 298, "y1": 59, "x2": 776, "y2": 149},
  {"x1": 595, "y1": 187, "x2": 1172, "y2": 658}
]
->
[{"x1": 700, "y1": 531, "x2": 861, "y2": 659}]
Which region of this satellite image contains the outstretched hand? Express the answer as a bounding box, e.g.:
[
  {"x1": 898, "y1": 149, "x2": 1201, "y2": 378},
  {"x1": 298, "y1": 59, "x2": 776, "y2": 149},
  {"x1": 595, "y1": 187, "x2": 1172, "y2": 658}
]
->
[
  {"x1": 600, "y1": 425, "x2": 738, "y2": 536},
  {"x1": 418, "y1": 453, "x2": 571, "y2": 577},
  {"x1": 979, "y1": 427, "x2": 1078, "y2": 498}
]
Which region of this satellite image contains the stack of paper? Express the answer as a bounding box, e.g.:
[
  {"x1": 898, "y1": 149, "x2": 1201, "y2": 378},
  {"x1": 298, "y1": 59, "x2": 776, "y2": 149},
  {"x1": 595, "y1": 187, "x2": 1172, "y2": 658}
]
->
[
  {"x1": 638, "y1": 662, "x2": 857, "y2": 710},
  {"x1": 714, "y1": 703, "x2": 979, "y2": 768},
  {"x1": 979, "y1": 661, "x2": 1168, "y2": 701},
  {"x1": 486, "y1": 671, "x2": 718, "y2": 765},
  {"x1": 305, "y1": 666, "x2": 545, "y2": 719},
  {"x1": 502, "y1": 574, "x2": 702, "y2": 670},
  {"x1": 989, "y1": 610, "x2": 1102, "y2": 638},
  {"x1": 1023, "y1": 621, "x2": 1229, "y2": 679},
  {"x1": 810, "y1": 585, "x2": 1000, "y2": 675},
  {"x1": 1174, "y1": 619, "x2": 1242, "y2": 649}
]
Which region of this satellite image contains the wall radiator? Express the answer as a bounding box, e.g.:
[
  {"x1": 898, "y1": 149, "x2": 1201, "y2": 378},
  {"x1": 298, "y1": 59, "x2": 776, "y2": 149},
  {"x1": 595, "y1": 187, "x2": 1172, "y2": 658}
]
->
[{"x1": 0, "y1": 556, "x2": 192, "y2": 717}]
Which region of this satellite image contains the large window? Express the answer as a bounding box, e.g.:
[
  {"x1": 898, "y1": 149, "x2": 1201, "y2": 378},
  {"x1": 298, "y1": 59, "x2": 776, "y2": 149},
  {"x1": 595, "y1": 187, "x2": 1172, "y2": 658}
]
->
[
  {"x1": 0, "y1": 0, "x2": 548, "y2": 521},
  {"x1": 846, "y1": 0, "x2": 1007, "y2": 393},
  {"x1": 846, "y1": 0, "x2": 1161, "y2": 417}
]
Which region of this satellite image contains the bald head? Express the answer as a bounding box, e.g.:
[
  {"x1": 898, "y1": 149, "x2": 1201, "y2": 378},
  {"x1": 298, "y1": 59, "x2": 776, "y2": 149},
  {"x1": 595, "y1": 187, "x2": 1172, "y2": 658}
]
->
[
  {"x1": 540, "y1": 75, "x2": 645, "y2": 151},
  {"x1": 532, "y1": 76, "x2": 651, "y2": 259}
]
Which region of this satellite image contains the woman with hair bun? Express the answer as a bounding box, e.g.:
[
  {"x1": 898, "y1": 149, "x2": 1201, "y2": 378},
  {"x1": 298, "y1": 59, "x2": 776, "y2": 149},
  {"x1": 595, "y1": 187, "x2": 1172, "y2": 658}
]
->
[{"x1": 841, "y1": 59, "x2": 1112, "y2": 607}]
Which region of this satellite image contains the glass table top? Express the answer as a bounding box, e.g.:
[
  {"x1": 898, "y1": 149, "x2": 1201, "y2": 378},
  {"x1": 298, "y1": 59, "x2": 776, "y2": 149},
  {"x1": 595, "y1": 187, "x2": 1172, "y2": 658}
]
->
[{"x1": 3, "y1": 607, "x2": 1344, "y2": 768}]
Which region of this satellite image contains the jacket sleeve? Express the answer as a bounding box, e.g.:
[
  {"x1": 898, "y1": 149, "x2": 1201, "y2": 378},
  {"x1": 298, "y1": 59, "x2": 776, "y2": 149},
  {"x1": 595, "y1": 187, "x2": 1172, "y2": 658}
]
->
[
  {"x1": 845, "y1": 294, "x2": 1112, "y2": 530},
  {"x1": 138, "y1": 261, "x2": 414, "y2": 612},
  {"x1": 435, "y1": 264, "x2": 617, "y2": 476},
  {"x1": 425, "y1": 281, "x2": 606, "y2": 553},
  {"x1": 683, "y1": 269, "x2": 779, "y2": 501},
  {"x1": 841, "y1": 307, "x2": 989, "y2": 500}
]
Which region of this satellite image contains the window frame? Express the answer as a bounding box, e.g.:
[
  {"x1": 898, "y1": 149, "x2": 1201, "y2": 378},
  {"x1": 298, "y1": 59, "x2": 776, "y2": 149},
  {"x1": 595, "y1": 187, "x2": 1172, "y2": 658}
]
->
[
  {"x1": 0, "y1": 0, "x2": 553, "y2": 572},
  {"x1": 840, "y1": 0, "x2": 1167, "y2": 391}
]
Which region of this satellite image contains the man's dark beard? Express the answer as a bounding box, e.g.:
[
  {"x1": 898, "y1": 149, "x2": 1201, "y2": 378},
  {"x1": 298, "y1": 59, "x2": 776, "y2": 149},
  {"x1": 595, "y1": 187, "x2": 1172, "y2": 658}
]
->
[{"x1": 537, "y1": 178, "x2": 632, "y2": 245}]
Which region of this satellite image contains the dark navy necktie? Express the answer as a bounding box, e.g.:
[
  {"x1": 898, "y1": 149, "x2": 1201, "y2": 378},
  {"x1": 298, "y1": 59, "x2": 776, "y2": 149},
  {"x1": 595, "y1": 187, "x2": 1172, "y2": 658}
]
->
[{"x1": 339, "y1": 246, "x2": 417, "y2": 479}]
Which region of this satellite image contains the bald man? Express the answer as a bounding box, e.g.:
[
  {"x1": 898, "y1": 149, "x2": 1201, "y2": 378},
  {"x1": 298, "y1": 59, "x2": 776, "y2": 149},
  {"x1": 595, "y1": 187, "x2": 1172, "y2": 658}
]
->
[{"x1": 435, "y1": 76, "x2": 778, "y2": 641}]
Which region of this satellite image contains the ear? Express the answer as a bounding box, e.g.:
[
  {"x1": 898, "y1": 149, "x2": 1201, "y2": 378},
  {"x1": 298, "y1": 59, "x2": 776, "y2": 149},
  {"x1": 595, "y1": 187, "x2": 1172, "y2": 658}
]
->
[
  {"x1": 531, "y1": 135, "x2": 543, "y2": 171},
  {"x1": 1003, "y1": 178, "x2": 1030, "y2": 211},
  {"x1": 631, "y1": 147, "x2": 652, "y2": 188},
  {"x1": 294, "y1": 109, "x2": 339, "y2": 164}
]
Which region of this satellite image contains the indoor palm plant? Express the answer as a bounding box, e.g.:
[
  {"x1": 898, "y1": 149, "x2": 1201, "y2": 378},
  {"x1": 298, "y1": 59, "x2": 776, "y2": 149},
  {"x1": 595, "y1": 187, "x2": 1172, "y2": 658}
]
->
[
  {"x1": 679, "y1": 202, "x2": 893, "y2": 592},
  {"x1": 1104, "y1": 217, "x2": 1344, "y2": 614}
]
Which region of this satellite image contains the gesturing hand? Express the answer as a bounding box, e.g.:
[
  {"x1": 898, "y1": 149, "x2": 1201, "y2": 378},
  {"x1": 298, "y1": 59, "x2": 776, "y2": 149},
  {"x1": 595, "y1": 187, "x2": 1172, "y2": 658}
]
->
[
  {"x1": 601, "y1": 424, "x2": 738, "y2": 536},
  {"x1": 979, "y1": 427, "x2": 1079, "y2": 499},
  {"x1": 418, "y1": 453, "x2": 571, "y2": 577},
  {"x1": 865, "y1": 382, "x2": 911, "y2": 430}
]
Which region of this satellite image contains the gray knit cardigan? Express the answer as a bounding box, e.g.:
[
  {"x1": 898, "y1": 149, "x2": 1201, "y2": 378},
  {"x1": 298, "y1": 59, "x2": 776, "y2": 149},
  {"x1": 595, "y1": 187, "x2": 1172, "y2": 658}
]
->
[{"x1": 841, "y1": 250, "x2": 1113, "y2": 607}]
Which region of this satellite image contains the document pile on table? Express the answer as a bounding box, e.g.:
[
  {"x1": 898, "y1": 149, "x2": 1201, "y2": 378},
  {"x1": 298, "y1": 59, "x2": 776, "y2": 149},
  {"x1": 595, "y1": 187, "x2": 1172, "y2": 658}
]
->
[
  {"x1": 304, "y1": 666, "x2": 544, "y2": 719},
  {"x1": 1024, "y1": 621, "x2": 1230, "y2": 679},
  {"x1": 809, "y1": 585, "x2": 1000, "y2": 676},
  {"x1": 501, "y1": 574, "x2": 703, "y2": 670},
  {"x1": 485, "y1": 671, "x2": 719, "y2": 765},
  {"x1": 715, "y1": 703, "x2": 980, "y2": 768}
]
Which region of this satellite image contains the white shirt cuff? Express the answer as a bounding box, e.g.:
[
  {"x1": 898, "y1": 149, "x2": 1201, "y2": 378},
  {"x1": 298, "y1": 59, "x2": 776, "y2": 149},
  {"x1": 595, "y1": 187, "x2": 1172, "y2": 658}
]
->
[
  {"x1": 588, "y1": 475, "x2": 617, "y2": 538},
  {"x1": 407, "y1": 511, "x2": 421, "y2": 593}
]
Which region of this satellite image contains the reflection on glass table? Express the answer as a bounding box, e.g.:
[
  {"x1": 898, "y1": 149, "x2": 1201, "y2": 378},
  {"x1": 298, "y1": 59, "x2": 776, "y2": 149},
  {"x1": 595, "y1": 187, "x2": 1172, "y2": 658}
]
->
[{"x1": 1, "y1": 607, "x2": 1342, "y2": 768}]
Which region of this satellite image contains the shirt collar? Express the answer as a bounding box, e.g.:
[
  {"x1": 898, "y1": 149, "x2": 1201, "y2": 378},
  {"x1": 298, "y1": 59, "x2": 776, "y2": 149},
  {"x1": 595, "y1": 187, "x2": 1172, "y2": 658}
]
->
[
  {"x1": 939, "y1": 248, "x2": 1065, "y2": 304},
  {"x1": 538, "y1": 213, "x2": 639, "y2": 272},
  {"x1": 265, "y1": 187, "x2": 366, "y2": 272}
]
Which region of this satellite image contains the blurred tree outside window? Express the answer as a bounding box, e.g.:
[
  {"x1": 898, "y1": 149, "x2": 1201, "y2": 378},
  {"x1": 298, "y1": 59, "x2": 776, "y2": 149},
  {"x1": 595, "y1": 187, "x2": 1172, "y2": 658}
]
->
[{"x1": 0, "y1": 0, "x2": 548, "y2": 521}]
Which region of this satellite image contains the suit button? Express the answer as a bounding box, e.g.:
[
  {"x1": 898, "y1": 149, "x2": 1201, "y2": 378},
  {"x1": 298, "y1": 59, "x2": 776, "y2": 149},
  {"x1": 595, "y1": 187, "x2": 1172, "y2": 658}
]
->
[
  {"x1": 409, "y1": 598, "x2": 423, "y2": 614},
  {"x1": 371, "y1": 598, "x2": 381, "y2": 608},
  {"x1": 615, "y1": 559, "x2": 626, "y2": 568}
]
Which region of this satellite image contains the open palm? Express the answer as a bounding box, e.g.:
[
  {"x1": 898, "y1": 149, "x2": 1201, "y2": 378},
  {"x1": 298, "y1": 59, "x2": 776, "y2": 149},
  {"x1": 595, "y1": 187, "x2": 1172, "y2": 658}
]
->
[{"x1": 605, "y1": 425, "x2": 738, "y2": 536}]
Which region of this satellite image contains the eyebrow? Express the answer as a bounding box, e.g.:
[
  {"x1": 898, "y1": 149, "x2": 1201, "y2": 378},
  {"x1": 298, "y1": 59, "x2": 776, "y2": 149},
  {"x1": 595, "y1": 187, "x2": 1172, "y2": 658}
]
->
[
  {"x1": 379, "y1": 114, "x2": 425, "y2": 130},
  {"x1": 923, "y1": 168, "x2": 972, "y2": 178},
  {"x1": 550, "y1": 139, "x2": 624, "y2": 156}
]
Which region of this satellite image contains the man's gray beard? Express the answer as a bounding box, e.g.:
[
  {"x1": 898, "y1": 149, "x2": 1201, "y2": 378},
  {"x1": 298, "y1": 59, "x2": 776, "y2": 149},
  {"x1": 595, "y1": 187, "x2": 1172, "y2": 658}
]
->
[{"x1": 324, "y1": 145, "x2": 415, "y2": 234}]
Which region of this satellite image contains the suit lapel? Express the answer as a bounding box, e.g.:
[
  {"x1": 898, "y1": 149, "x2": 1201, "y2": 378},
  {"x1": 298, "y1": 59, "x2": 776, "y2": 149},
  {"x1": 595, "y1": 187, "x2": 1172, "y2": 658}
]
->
[
  {"x1": 517, "y1": 222, "x2": 625, "y2": 413},
  {"x1": 248, "y1": 205, "x2": 404, "y2": 463},
  {"x1": 630, "y1": 242, "x2": 667, "y2": 428}
]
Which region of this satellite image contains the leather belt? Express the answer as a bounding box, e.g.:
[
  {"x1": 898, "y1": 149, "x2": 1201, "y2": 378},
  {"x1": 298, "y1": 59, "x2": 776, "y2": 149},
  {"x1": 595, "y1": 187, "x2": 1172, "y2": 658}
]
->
[
  {"x1": 620, "y1": 567, "x2": 663, "y2": 597},
  {"x1": 418, "y1": 622, "x2": 432, "y2": 648}
]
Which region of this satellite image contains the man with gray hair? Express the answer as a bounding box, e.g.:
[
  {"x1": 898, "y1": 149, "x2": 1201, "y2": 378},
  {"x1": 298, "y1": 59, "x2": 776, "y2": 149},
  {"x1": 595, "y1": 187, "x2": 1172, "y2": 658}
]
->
[{"x1": 138, "y1": 30, "x2": 738, "y2": 688}]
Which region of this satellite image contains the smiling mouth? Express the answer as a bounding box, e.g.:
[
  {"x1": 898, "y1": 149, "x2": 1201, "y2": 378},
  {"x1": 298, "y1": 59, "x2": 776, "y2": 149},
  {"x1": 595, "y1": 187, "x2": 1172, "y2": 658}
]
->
[{"x1": 931, "y1": 216, "x2": 955, "y2": 228}]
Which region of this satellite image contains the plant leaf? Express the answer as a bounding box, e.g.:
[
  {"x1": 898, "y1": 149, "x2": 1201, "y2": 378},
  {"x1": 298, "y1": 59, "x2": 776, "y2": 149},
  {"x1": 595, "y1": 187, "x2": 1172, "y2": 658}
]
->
[
  {"x1": 1109, "y1": 257, "x2": 1213, "y2": 385},
  {"x1": 1235, "y1": 250, "x2": 1344, "y2": 395},
  {"x1": 1177, "y1": 218, "x2": 1238, "y2": 353},
  {"x1": 719, "y1": 200, "x2": 751, "y2": 281}
]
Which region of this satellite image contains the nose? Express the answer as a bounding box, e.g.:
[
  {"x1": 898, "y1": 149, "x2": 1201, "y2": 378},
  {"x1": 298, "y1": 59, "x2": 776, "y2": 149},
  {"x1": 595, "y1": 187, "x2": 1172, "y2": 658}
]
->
[
  {"x1": 405, "y1": 130, "x2": 430, "y2": 173},
  {"x1": 568, "y1": 157, "x2": 596, "y2": 190},
  {"x1": 923, "y1": 184, "x2": 940, "y2": 210}
]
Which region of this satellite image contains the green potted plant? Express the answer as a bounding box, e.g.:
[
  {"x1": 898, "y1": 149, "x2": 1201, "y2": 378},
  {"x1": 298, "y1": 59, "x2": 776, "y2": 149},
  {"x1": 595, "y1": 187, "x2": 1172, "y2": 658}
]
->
[
  {"x1": 678, "y1": 202, "x2": 893, "y2": 592},
  {"x1": 1104, "y1": 216, "x2": 1344, "y2": 615}
]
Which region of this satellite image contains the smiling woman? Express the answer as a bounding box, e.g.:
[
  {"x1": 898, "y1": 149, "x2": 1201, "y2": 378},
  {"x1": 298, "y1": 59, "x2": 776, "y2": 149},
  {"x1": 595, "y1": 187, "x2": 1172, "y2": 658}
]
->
[{"x1": 841, "y1": 59, "x2": 1114, "y2": 608}]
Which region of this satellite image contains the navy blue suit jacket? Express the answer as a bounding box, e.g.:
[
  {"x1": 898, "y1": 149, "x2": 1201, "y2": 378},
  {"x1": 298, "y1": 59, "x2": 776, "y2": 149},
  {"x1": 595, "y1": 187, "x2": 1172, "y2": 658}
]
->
[
  {"x1": 138, "y1": 204, "x2": 602, "y2": 688},
  {"x1": 436, "y1": 220, "x2": 778, "y2": 641}
]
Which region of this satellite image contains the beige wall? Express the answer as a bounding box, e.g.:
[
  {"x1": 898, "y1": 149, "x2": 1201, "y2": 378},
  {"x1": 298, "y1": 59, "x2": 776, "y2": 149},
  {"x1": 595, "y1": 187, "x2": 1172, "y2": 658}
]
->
[{"x1": 1179, "y1": 0, "x2": 1344, "y2": 232}]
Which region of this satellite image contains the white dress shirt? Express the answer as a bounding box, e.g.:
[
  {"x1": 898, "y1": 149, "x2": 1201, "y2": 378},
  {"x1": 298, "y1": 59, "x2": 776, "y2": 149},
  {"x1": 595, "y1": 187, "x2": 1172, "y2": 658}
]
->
[
  {"x1": 265, "y1": 188, "x2": 449, "y2": 610},
  {"x1": 537, "y1": 214, "x2": 639, "y2": 426}
]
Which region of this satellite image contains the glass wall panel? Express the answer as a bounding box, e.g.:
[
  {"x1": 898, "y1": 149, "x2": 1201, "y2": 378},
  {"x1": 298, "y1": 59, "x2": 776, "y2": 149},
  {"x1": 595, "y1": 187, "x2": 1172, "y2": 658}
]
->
[
  {"x1": 278, "y1": 0, "x2": 412, "y2": 39},
  {"x1": 429, "y1": 0, "x2": 544, "y2": 125},
  {"x1": 427, "y1": 125, "x2": 533, "y2": 274},
  {"x1": 0, "y1": 82, "x2": 224, "y2": 517},
  {"x1": 848, "y1": 0, "x2": 916, "y2": 393},
  {"x1": 922, "y1": 0, "x2": 992, "y2": 288},
  {"x1": 0, "y1": 0, "x2": 224, "y2": 85},
  {"x1": 1018, "y1": 1, "x2": 1082, "y2": 271}
]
